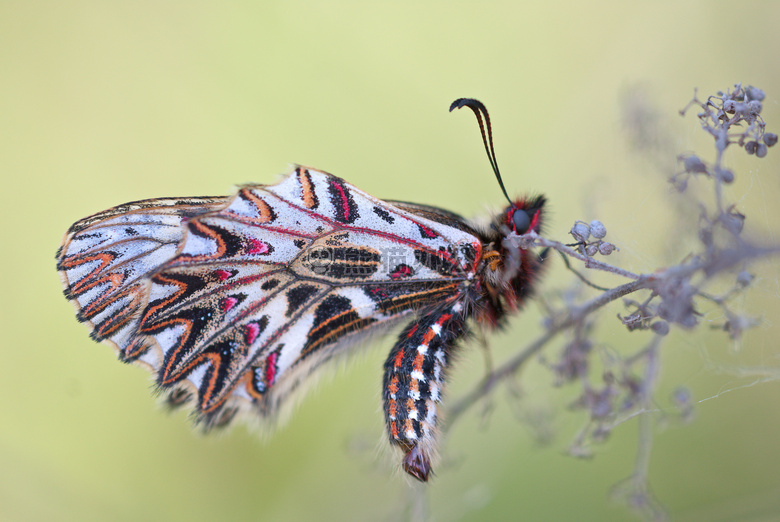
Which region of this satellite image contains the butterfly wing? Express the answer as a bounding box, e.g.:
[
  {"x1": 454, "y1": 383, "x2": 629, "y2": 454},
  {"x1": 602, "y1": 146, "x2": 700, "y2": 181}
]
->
[
  {"x1": 57, "y1": 196, "x2": 230, "y2": 352},
  {"x1": 58, "y1": 167, "x2": 483, "y2": 428}
]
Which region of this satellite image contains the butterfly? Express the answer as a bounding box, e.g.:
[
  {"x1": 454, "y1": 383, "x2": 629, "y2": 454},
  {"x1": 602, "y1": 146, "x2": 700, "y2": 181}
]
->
[{"x1": 56, "y1": 99, "x2": 546, "y2": 482}]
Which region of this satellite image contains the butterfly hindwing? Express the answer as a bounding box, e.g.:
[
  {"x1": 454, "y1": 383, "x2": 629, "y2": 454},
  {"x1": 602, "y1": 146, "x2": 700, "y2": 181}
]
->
[{"x1": 57, "y1": 196, "x2": 230, "y2": 352}]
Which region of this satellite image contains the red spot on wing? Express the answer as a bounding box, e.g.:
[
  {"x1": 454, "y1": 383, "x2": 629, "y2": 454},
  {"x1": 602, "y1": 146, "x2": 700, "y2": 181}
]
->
[
  {"x1": 417, "y1": 223, "x2": 439, "y2": 239},
  {"x1": 214, "y1": 269, "x2": 232, "y2": 281},
  {"x1": 220, "y1": 296, "x2": 238, "y2": 313},
  {"x1": 265, "y1": 351, "x2": 278, "y2": 386},
  {"x1": 330, "y1": 180, "x2": 350, "y2": 221},
  {"x1": 247, "y1": 238, "x2": 269, "y2": 255},
  {"x1": 390, "y1": 265, "x2": 413, "y2": 279},
  {"x1": 244, "y1": 322, "x2": 260, "y2": 345}
]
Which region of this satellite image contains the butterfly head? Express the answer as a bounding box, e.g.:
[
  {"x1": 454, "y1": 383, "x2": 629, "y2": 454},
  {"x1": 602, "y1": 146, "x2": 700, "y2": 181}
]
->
[{"x1": 505, "y1": 196, "x2": 545, "y2": 236}]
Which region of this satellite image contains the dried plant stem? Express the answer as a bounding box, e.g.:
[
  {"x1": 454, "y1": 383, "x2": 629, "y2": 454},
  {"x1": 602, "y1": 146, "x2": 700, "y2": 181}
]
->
[{"x1": 447, "y1": 278, "x2": 649, "y2": 427}]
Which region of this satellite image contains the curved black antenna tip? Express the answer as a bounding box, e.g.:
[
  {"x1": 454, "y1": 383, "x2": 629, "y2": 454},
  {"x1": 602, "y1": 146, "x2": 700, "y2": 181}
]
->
[
  {"x1": 449, "y1": 98, "x2": 486, "y2": 113},
  {"x1": 449, "y1": 97, "x2": 513, "y2": 205}
]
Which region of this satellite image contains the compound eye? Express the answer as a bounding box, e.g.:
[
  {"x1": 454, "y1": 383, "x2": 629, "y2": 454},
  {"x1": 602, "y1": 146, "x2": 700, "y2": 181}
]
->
[{"x1": 512, "y1": 208, "x2": 531, "y2": 234}]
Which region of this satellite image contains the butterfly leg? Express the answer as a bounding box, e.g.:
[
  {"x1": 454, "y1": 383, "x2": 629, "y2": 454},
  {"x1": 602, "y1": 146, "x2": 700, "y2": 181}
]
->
[{"x1": 382, "y1": 301, "x2": 467, "y2": 481}]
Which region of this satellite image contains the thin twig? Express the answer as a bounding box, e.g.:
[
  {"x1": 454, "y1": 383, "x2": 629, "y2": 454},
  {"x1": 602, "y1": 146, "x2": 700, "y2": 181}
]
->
[{"x1": 447, "y1": 278, "x2": 650, "y2": 427}]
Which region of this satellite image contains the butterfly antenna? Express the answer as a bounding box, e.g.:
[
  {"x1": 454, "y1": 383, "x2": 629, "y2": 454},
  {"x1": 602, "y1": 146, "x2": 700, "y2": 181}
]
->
[{"x1": 450, "y1": 98, "x2": 512, "y2": 205}]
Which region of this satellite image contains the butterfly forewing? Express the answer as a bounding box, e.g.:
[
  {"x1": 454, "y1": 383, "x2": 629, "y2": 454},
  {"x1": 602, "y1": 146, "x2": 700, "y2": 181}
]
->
[{"x1": 58, "y1": 167, "x2": 483, "y2": 427}]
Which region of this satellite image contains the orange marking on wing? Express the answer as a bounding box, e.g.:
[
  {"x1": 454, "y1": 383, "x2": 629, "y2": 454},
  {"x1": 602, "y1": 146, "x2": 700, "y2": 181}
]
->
[
  {"x1": 181, "y1": 220, "x2": 226, "y2": 262},
  {"x1": 139, "y1": 273, "x2": 190, "y2": 324},
  {"x1": 166, "y1": 351, "x2": 234, "y2": 413},
  {"x1": 301, "y1": 313, "x2": 375, "y2": 356},
  {"x1": 306, "y1": 306, "x2": 351, "y2": 337},
  {"x1": 390, "y1": 420, "x2": 399, "y2": 440},
  {"x1": 94, "y1": 293, "x2": 143, "y2": 337},
  {"x1": 76, "y1": 272, "x2": 127, "y2": 310},
  {"x1": 149, "y1": 317, "x2": 195, "y2": 382},
  {"x1": 192, "y1": 353, "x2": 222, "y2": 411},
  {"x1": 239, "y1": 188, "x2": 275, "y2": 223},
  {"x1": 65, "y1": 252, "x2": 118, "y2": 293},
  {"x1": 380, "y1": 284, "x2": 459, "y2": 315},
  {"x1": 196, "y1": 353, "x2": 226, "y2": 411},
  {"x1": 329, "y1": 255, "x2": 381, "y2": 272},
  {"x1": 123, "y1": 337, "x2": 151, "y2": 359},
  {"x1": 243, "y1": 370, "x2": 265, "y2": 401},
  {"x1": 388, "y1": 396, "x2": 397, "y2": 418},
  {"x1": 403, "y1": 419, "x2": 415, "y2": 436},
  {"x1": 80, "y1": 282, "x2": 141, "y2": 319},
  {"x1": 298, "y1": 168, "x2": 317, "y2": 209}
]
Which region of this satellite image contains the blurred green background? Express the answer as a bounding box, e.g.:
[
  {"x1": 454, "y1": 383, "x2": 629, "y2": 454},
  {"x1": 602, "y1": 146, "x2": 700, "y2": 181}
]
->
[{"x1": 2, "y1": 2, "x2": 780, "y2": 521}]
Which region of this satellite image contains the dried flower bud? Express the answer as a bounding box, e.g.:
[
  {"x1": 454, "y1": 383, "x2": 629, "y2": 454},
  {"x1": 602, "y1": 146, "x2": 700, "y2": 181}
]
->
[
  {"x1": 683, "y1": 155, "x2": 707, "y2": 173},
  {"x1": 747, "y1": 100, "x2": 762, "y2": 114},
  {"x1": 672, "y1": 386, "x2": 694, "y2": 422},
  {"x1": 722, "y1": 208, "x2": 745, "y2": 234},
  {"x1": 656, "y1": 279, "x2": 698, "y2": 328},
  {"x1": 746, "y1": 86, "x2": 765, "y2": 101},
  {"x1": 756, "y1": 143, "x2": 768, "y2": 158},
  {"x1": 672, "y1": 176, "x2": 688, "y2": 192},
  {"x1": 745, "y1": 141, "x2": 757, "y2": 155},
  {"x1": 570, "y1": 222, "x2": 590, "y2": 243},
  {"x1": 764, "y1": 133, "x2": 778, "y2": 147},
  {"x1": 736, "y1": 271, "x2": 754, "y2": 287},
  {"x1": 723, "y1": 99, "x2": 736, "y2": 114},
  {"x1": 598, "y1": 242, "x2": 616, "y2": 255},
  {"x1": 723, "y1": 314, "x2": 760, "y2": 340},
  {"x1": 589, "y1": 220, "x2": 607, "y2": 239},
  {"x1": 650, "y1": 321, "x2": 669, "y2": 336},
  {"x1": 672, "y1": 387, "x2": 692, "y2": 407},
  {"x1": 554, "y1": 340, "x2": 592, "y2": 382},
  {"x1": 585, "y1": 244, "x2": 599, "y2": 257},
  {"x1": 716, "y1": 168, "x2": 734, "y2": 184},
  {"x1": 591, "y1": 396, "x2": 612, "y2": 420}
]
